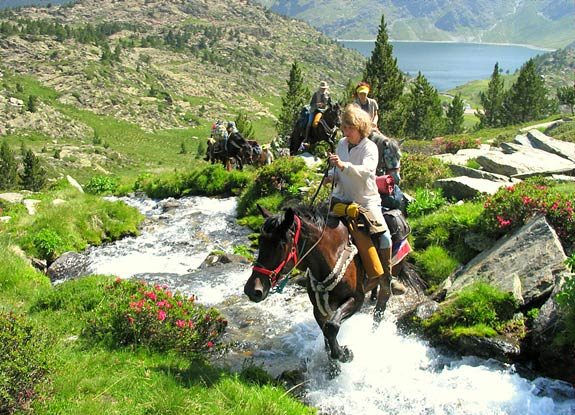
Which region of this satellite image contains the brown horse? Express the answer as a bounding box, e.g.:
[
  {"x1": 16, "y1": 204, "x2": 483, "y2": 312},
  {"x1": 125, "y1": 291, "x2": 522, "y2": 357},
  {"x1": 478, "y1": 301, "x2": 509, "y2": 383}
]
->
[{"x1": 243, "y1": 204, "x2": 414, "y2": 363}]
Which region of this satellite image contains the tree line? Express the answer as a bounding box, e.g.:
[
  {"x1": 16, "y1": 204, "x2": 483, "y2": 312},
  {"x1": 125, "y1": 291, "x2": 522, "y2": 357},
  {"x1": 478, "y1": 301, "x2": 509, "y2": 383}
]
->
[{"x1": 277, "y1": 14, "x2": 569, "y2": 140}]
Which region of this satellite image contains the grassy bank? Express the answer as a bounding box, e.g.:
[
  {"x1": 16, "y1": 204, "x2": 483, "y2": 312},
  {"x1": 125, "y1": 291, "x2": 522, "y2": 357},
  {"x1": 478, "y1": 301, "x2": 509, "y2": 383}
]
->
[{"x1": 0, "y1": 182, "x2": 315, "y2": 414}]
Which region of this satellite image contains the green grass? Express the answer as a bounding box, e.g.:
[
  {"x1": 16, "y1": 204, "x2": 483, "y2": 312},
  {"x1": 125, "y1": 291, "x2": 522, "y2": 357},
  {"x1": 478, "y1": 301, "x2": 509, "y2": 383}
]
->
[{"x1": 0, "y1": 214, "x2": 315, "y2": 415}]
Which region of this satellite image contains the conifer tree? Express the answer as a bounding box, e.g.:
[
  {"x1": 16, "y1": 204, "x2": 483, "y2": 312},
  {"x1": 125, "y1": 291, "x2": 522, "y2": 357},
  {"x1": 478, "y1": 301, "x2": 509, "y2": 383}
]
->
[
  {"x1": 235, "y1": 111, "x2": 255, "y2": 140},
  {"x1": 0, "y1": 141, "x2": 18, "y2": 190},
  {"x1": 276, "y1": 61, "x2": 310, "y2": 138},
  {"x1": 446, "y1": 93, "x2": 465, "y2": 134},
  {"x1": 478, "y1": 63, "x2": 505, "y2": 128},
  {"x1": 20, "y1": 149, "x2": 46, "y2": 192},
  {"x1": 27, "y1": 95, "x2": 38, "y2": 113},
  {"x1": 403, "y1": 72, "x2": 445, "y2": 140},
  {"x1": 557, "y1": 84, "x2": 575, "y2": 114},
  {"x1": 363, "y1": 14, "x2": 405, "y2": 133},
  {"x1": 502, "y1": 59, "x2": 554, "y2": 124}
]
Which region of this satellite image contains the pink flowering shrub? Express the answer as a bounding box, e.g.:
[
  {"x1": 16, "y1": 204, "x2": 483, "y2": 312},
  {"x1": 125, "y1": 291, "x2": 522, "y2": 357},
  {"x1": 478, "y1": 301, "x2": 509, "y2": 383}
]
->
[
  {"x1": 431, "y1": 136, "x2": 481, "y2": 154},
  {"x1": 479, "y1": 178, "x2": 575, "y2": 252},
  {"x1": 85, "y1": 278, "x2": 227, "y2": 358}
]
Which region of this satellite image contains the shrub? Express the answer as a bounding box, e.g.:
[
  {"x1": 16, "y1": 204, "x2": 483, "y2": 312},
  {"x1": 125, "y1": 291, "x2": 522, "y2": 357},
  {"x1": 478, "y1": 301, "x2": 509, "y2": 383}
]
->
[
  {"x1": 406, "y1": 188, "x2": 447, "y2": 218},
  {"x1": 431, "y1": 135, "x2": 480, "y2": 154},
  {"x1": 0, "y1": 312, "x2": 52, "y2": 414},
  {"x1": 479, "y1": 178, "x2": 575, "y2": 252},
  {"x1": 236, "y1": 157, "x2": 309, "y2": 218},
  {"x1": 400, "y1": 153, "x2": 451, "y2": 192},
  {"x1": 33, "y1": 228, "x2": 66, "y2": 264},
  {"x1": 84, "y1": 175, "x2": 119, "y2": 195},
  {"x1": 84, "y1": 279, "x2": 228, "y2": 359},
  {"x1": 423, "y1": 282, "x2": 518, "y2": 340},
  {"x1": 413, "y1": 245, "x2": 459, "y2": 288}
]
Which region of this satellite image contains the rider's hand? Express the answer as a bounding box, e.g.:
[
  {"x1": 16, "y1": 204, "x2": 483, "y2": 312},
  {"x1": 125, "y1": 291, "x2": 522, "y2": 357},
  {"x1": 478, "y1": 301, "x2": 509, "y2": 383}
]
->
[{"x1": 328, "y1": 153, "x2": 345, "y2": 171}]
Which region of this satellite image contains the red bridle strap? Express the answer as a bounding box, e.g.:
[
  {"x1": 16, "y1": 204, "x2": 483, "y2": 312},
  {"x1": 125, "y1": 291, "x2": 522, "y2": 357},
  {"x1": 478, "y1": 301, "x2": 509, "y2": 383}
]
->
[{"x1": 252, "y1": 215, "x2": 302, "y2": 288}]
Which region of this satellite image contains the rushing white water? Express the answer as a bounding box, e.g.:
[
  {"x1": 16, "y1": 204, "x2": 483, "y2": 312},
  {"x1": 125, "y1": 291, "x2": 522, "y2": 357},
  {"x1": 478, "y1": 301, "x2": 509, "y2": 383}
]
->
[{"x1": 85, "y1": 195, "x2": 575, "y2": 415}]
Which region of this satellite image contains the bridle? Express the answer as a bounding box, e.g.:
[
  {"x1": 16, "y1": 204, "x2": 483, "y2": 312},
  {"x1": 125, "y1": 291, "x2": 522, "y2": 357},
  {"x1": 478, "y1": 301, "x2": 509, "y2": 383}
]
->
[{"x1": 252, "y1": 215, "x2": 302, "y2": 289}]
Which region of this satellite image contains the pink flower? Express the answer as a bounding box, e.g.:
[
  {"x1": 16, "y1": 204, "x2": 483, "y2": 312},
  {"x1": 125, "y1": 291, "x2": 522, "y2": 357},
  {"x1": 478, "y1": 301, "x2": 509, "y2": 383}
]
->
[
  {"x1": 127, "y1": 317, "x2": 135, "y2": 325},
  {"x1": 496, "y1": 215, "x2": 511, "y2": 228},
  {"x1": 206, "y1": 341, "x2": 214, "y2": 348},
  {"x1": 157, "y1": 310, "x2": 166, "y2": 321},
  {"x1": 145, "y1": 291, "x2": 157, "y2": 301},
  {"x1": 176, "y1": 320, "x2": 186, "y2": 328},
  {"x1": 522, "y1": 196, "x2": 532, "y2": 205}
]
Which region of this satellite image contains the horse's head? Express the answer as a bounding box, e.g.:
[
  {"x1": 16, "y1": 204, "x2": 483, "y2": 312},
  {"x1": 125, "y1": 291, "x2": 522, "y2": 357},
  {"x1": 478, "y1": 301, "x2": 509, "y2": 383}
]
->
[
  {"x1": 324, "y1": 99, "x2": 342, "y2": 128},
  {"x1": 244, "y1": 206, "x2": 301, "y2": 302}
]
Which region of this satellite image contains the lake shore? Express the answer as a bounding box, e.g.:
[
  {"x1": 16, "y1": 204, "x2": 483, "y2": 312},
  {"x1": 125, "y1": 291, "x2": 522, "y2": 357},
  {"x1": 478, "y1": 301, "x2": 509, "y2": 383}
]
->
[{"x1": 337, "y1": 39, "x2": 556, "y2": 52}]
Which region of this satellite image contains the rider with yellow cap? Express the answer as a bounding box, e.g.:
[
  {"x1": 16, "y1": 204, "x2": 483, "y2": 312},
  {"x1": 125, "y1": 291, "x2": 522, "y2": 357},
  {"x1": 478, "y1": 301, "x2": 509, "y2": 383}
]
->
[{"x1": 354, "y1": 81, "x2": 379, "y2": 130}]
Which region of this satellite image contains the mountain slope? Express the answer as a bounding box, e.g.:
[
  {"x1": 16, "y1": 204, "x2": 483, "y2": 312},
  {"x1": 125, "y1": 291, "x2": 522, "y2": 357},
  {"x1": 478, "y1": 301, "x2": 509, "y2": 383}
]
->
[
  {"x1": 256, "y1": 0, "x2": 574, "y2": 49},
  {"x1": 0, "y1": 0, "x2": 363, "y2": 134}
]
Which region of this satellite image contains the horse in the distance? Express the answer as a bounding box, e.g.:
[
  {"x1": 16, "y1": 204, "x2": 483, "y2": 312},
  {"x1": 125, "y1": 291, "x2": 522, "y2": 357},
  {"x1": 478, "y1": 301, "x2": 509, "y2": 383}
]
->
[
  {"x1": 243, "y1": 204, "x2": 420, "y2": 364},
  {"x1": 206, "y1": 133, "x2": 252, "y2": 171},
  {"x1": 289, "y1": 99, "x2": 342, "y2": 156},
  {"x1": 247, "y1": 141, "x2": 274, "y2": 167}
]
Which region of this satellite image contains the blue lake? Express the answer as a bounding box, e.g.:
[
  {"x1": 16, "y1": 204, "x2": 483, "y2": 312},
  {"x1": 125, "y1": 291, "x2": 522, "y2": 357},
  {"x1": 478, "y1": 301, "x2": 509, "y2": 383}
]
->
[{"x1": 340, "y1": 41, "x2": 549, "y2": 92}]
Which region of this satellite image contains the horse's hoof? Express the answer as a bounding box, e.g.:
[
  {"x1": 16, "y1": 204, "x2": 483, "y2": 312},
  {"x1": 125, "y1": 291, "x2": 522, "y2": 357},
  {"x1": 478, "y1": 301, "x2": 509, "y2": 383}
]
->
[
  {"x1": 328, "y1": 360, "x2": 341, "y2": 379},
  {"x1": 339, "y1": 346, "x2": 354, "y2": 363},
  {"x1": 373, "y1": 309, "x2": 385, "y2": 326}
]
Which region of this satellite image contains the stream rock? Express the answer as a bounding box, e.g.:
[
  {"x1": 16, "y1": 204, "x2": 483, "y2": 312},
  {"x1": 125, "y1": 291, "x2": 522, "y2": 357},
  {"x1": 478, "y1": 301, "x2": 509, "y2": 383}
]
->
[{"x1": 47, "y1": 251, "x2": 89, "y2": 282}]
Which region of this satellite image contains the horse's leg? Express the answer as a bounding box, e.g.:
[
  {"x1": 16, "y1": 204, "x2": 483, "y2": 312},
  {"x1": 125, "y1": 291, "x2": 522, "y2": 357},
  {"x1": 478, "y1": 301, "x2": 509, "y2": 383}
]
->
[
  {"x1": 374, "y1": 278, "x2": 391, "y2": 324},
  {"x1": 370, "y1": 287, "x2": 378, "y2": 302},
  {"x1": 323, "y1": 297, "x2": 357, "y2": 363}
]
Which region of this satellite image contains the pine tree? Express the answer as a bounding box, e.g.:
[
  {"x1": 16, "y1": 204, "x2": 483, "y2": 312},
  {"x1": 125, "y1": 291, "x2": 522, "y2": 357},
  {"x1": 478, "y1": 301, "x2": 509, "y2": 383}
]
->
[
  {"x1": 403, "y1": 72, "x2": 445, "y2": 140},
  {"x1": 0, "y1": 141, "x2": 18, "y2": 190},
  {"x1": 557, "y1": 84, "x2": 575, "y2": 114},
  {"x1": 20, "y1": 149, "x2": 46, "y2": 192},
  {"x1": 478, "y1": 63, "x2": 505, "y2": 128},
  {"x1": 235, "y1": 111, "x2": 255, "y2": 140},
  {"x1": 502, "y1": 59, "x2": 554, "y2": 124},
  {"x1": 276, "y1": 61, "x2": 310, "y2": 138},
  {"x1": 446, "y1": 93, "x2": 465, "y2": 134},
  {"x1": 27, "y1": 95, "x2": 38, "y2": 113},
  {"x1": 363, "y1": 14, "x2": 405, "y2": 134}
]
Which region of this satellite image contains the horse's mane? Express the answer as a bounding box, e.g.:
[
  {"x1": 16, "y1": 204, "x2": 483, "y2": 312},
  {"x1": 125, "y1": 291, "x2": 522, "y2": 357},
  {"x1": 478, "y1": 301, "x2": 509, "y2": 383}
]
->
[
  {"x1": 292, "y1": 204, "x2": 329, "y2": 229},
  {"x1": 261, "y1": 204, "x2": 330, "y2": 239}
]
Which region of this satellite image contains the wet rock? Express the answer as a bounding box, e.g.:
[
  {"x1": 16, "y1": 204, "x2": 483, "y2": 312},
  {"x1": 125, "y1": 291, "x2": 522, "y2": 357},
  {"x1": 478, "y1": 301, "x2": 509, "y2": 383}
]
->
[
  {"x1": 199, "y1": 252, "x2": 250, "y2": 268},
  {"x1": 47, "y1": 251, "x2": 89, "y2": 282}
]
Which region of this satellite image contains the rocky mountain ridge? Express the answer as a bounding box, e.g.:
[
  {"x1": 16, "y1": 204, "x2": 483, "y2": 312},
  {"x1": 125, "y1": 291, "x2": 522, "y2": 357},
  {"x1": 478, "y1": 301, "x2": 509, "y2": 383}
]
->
[{"x1": 255, "y1": 0, "x2": 574, "y2": 49}]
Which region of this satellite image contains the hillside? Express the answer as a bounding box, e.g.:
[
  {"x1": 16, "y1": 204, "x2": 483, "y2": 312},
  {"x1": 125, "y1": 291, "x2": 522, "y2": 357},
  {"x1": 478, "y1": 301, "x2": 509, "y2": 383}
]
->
[
  {"x1": 256, "y1": 0, "x2": 574, "y2": 49},
  {"x1": 0, "y1": 0, "x2": 362, "y2": 134}
]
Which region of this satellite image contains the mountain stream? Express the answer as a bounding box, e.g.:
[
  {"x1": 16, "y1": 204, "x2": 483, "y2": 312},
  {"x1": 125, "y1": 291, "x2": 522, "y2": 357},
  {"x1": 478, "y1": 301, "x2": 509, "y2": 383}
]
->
[{"x1": 84, "y1": 195, "x2": 575, "y2": 415}]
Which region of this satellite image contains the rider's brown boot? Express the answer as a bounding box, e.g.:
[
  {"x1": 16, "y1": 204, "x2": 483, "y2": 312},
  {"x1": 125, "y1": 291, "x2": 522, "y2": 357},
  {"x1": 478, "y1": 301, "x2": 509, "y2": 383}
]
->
[{"x1": 378, "y1": 247, "x2": 407, "y2": 295}]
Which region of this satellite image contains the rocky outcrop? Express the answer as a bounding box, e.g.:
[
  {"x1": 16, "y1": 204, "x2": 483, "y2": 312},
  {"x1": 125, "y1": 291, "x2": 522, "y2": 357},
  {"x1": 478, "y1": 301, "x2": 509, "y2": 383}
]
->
[
  {"x1": 401, "y1": 214, "x2": 575, "y2": 382},
  {"x1": 443, "y1": 215, "x2": 568, "y2": 307},
  {"x1": 433, "y1": 128, "x2": 575, "y2": 200}
]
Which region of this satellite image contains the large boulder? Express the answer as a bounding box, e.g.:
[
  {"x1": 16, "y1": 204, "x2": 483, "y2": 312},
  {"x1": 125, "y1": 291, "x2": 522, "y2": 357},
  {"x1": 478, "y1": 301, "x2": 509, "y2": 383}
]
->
[
  {"x1": 434, "y1": 176, "x2": 508, "y2": 200},
  {"x1": 525, "y1": 129, "x2": 575, "y2": 163},
  {"x1": 444, "y1": 215, "x2": 568, "y2": 308},
  {"x1": 476, "y1": 145, "x2": 575, "y2": 177}
]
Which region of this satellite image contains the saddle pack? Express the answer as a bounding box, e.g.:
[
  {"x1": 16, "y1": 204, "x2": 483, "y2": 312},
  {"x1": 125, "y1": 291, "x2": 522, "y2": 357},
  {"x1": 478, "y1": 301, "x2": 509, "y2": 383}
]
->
[{"x1": 382, "y1": 209, "x2": 411, "y2": 245}]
